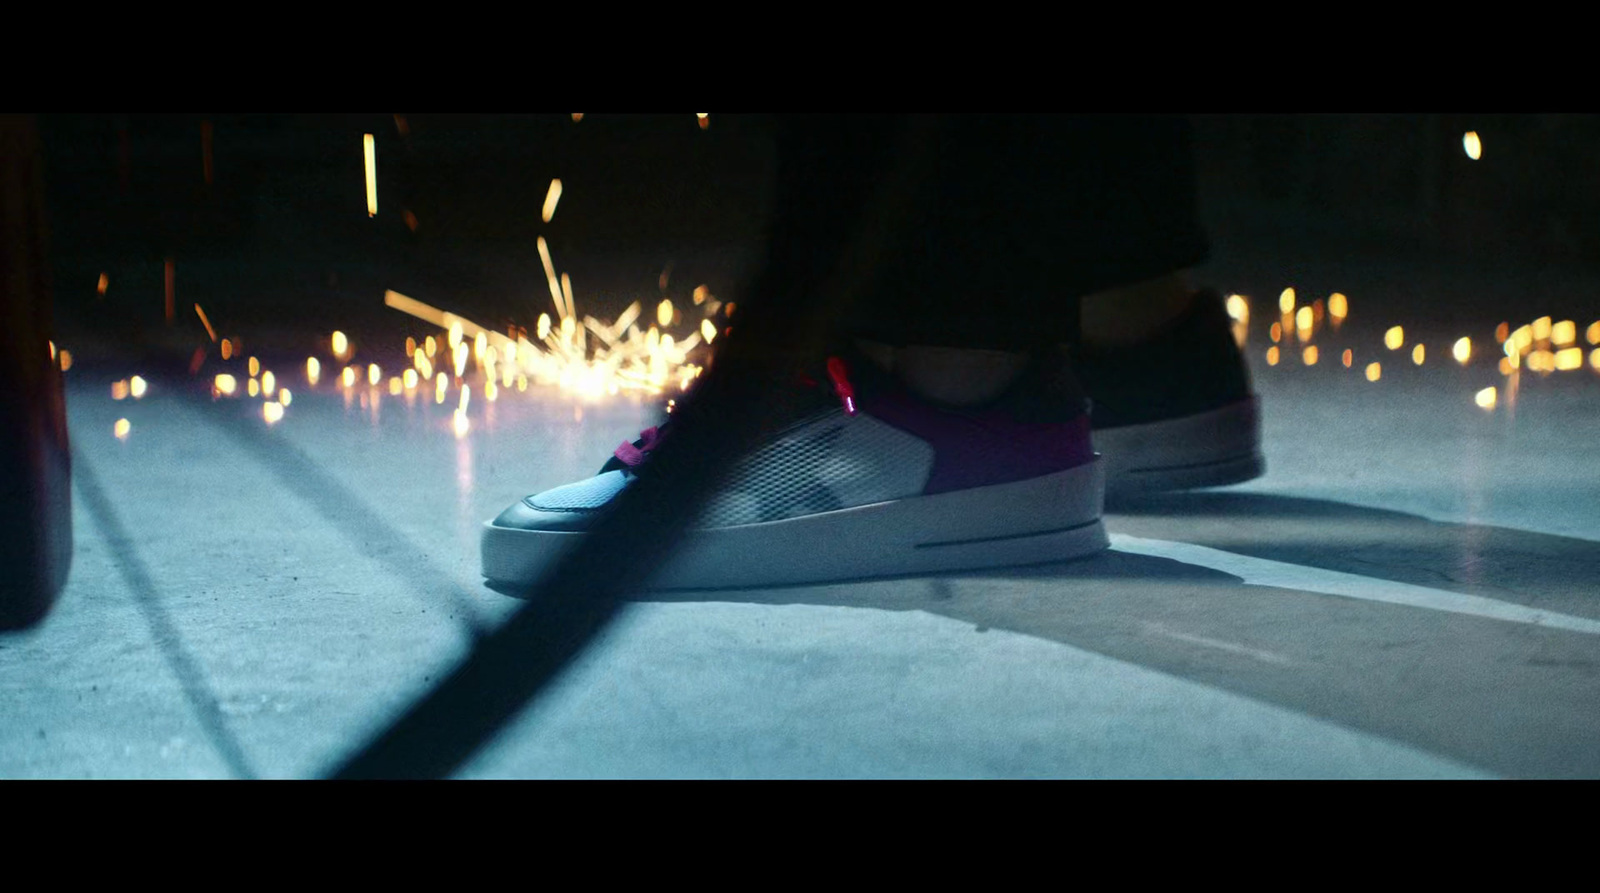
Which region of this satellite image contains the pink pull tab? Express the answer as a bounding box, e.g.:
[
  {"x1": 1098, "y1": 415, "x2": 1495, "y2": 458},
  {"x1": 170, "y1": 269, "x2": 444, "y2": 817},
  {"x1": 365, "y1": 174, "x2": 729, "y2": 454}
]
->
[{"x1": 826, "y1": 356, "x2": 857, "y2": 416}]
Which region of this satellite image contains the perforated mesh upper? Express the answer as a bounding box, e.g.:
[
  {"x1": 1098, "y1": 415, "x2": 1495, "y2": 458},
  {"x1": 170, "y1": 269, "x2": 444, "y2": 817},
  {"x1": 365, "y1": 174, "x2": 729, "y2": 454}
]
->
[{"x1": 697, "y1": 412, "x2": 934, "y2": 527}]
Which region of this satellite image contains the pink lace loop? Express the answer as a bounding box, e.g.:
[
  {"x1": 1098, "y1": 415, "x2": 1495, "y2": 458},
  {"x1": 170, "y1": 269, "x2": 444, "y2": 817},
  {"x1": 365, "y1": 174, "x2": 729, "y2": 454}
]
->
[
  {"x1": 826, "y1": 356, "x2": 857, "y2": 416},
  {"x1": 613, "y1": 426, "x2": 662, "y2": 467}
]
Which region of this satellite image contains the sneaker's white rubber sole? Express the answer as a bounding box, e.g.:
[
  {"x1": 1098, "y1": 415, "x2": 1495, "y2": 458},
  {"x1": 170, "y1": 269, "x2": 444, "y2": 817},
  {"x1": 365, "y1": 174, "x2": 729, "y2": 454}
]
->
[
  {"x1": 482, "y1": 459, "x2": 1107, "y2": 590},
  {"x1": 1094, "y1": 397, "x2": 1264, "y2": 500}
]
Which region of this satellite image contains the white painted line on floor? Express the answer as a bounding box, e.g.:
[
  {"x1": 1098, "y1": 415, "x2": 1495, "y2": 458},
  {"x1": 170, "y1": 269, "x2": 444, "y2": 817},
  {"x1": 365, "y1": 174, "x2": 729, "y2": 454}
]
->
[
  {"x1": 1111, "y1": 533, "x2": 1600, "y2": 636},
  {"x1": 1140, "y1": 622, "x2": 1298, "y2": 666}
]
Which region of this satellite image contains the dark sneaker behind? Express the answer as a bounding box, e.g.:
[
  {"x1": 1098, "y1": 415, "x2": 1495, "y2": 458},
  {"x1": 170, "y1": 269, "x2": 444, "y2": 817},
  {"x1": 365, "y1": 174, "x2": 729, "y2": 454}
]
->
[{"x1": 1070, "y1": 289, "x2": 1264, "y2": 500}]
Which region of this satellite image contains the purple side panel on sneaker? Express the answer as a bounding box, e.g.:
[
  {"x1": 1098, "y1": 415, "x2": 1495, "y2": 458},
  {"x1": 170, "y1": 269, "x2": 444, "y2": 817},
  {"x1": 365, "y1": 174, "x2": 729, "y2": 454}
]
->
[{"x1": 863, "y1": 392, "x2": 1096, "y2": 495}]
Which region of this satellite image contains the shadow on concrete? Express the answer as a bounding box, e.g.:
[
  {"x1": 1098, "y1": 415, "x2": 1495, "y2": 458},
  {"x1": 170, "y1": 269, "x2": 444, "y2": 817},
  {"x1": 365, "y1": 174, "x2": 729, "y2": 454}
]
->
[{"x1": 619, "y1": 492, "x2": 1600, "y2": 779}]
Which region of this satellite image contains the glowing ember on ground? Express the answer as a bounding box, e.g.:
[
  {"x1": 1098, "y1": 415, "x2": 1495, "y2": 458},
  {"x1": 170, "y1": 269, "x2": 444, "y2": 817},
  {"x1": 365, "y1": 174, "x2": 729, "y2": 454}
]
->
[
  {"x1": 1476, "y1": 386, "x2": 1497, "y2": 409},
  {"x1": 1328, "y1": 292, "x2": 1348, "y2": 324},
  {"x1": 97, "y1": 273, "x2": 108, "y2": 295},
  {"x1": 1385, "y1": 327, "x2": 1404, "y2": 350}
]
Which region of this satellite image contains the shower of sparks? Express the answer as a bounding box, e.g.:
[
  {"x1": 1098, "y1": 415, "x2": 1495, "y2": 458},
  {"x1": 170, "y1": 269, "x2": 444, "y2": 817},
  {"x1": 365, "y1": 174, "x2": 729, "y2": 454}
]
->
[
  {"x1": 368, "y1": 364, "x2": 381, "y2": 386},
  {"x1": 1552, "y1": 320, "x2": 1576, "y2": 346},
  {"x1": 1225, "y1": 294, "x2": 1249, "y2": 322},
  {"x1": 1588, "y1": 321, "x2": 1600, "y2": 344},
  {"x1": 342, "y1": 367, "x2": 356, "y2": 388},
  {"x1": 1295, "y1": 306, "x2": 1314, "y2": 340},
  {"x1": 542, "y1": 179, "x2": 563, "y2": 223},
  {"x1": 130, "y1": 376, "x2": 147, "y2": 399},
  {"x1": 280, "y1": 389, "x2": 292, "y2": 406},
  {"x1": 60, "y1": 350, "x2": 73, "y2": 371},
  {"x1": 263, "y1": 401, "x2": 284, "y2": 424},
  {"x1": 1556, "y1": 347, "x2": 1583, "y2": 371},
  {"x1": 1528, "y1": 349, "x2": 1555, "y2": 374},
  {"x1": 658, "y1": 299, "x2": 674, "y2": 327},
  {"x1": 1592, "y1": 348, "x2": 1600, "y2": 371},
  {"x1": 262, "y1": 370, "x2": 276, "y2": 394},
  {"x1": 1366, "y1": 362, "x2": 1382, "y2": 382},
  {"x1": 389, "y1": 377, "x2": 402, "y2": 396},
  {"x1": 194, "y1": 304, "x2": 218, "y2": 342},
  {"x1": 114, "y1": 419, "x2": 130, "y2": 441},
  {"x1": 1385, "y1": 327, "x2": 1405, "y2": 350},
  {"x1": 111, "y1": 380, "x2": 129, "y2": 400},
  {"x1": 248, "y1": 356, "x2": 260, "y2": 377},
  {"x1": 425, "y1": 335, "x2": 437, "y2": 357},
  {"x1": 97, "y1": 273, "x2": 108, "y2": 295},
  {"x1": 1533, "y1": 316, "x2": 1552, "y2": 342},
  {"x1": 1278, "y1": 288, "x2": 1295, "y2": 315},
  {"x1": 1266, "y1": 346, "x2": 1280, "y2": 366},
  {"x1": 1453, "y1": 337, "x2": 1472, "y2": 364},
  {"x1": 436, "y1": 372, "x2": 448, "y2": 403},
  {"x1": 1342, "y1": 348, "x2": 1353, "y2": 368},
  {"x1": 307, "y1": 357, "x2": 321, "y2": 385},
  {"x1": 1412, "y1": 344, "x2": 1425, "y2": 365},
  {"x1": 332, "y1": 331, "x2": 349, "y2": 358},
  {"x1": 1270, "y1": 322, "x2": 1282, "y2": 343},
  {"x1": 1476, "y1": 386, "x2": 1497, "y2": 409},
  {"x1": 1513, "y1": 324, "x2": 1533, "y2": 354},
  {"x1": 1463, "y1": 131, "x2": 1482, "y2": 160},
  {"x1": 1302, "y1": 345, "x2": 1318, "y2": 365},
  {"x1": 248, "y1": 378, "x2": 260, "y2": 397},
  {"x1": 1500, "y1": 357, "x2": 1516, "y2": 376},
  {"x1": 364, "y1": 133, "x2": 377, "y2": 217},
  {"x1": 404, "y1": 369, "x2": 418, "y2": 389},
  {"x1": 221, "y1": 339, "x2": 234, "y2": 360},
  {"x1": 214, "y1": 374, "x2": 237, "y2": 396},
  {"x1": 1496, "y1": 322, "x2": 1510, "y2": 343}
]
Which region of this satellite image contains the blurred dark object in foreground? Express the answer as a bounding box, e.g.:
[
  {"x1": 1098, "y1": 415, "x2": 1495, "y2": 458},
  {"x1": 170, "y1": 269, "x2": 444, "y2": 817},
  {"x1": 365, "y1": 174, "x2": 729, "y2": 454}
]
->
[{"x1": 0, "y1": 115, "x2": 71, "y2": 629}]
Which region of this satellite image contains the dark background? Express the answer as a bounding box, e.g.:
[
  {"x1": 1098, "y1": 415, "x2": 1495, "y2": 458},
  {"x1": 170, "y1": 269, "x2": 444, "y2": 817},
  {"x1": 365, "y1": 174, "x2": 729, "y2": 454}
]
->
[{"x1": 35, "y1": 113, "x2": 1600, "y2": 351}]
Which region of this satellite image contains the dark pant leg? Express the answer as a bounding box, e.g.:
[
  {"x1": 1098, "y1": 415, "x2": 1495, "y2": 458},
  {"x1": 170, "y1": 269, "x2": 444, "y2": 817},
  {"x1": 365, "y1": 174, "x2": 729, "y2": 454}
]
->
[{"x1": 754, "y1": 114, "x2": 1209, "y2": 351}]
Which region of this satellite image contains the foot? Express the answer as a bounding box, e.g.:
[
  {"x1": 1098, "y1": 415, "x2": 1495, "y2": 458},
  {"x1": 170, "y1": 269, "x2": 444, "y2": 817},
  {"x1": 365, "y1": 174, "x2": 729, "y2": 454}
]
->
[
  {"x1": 1070, "y1": 288, "x2": 1264, "y2": 501},
  {"x1": 483, "y1": 351, "x2": 1108, "y2": 589}
]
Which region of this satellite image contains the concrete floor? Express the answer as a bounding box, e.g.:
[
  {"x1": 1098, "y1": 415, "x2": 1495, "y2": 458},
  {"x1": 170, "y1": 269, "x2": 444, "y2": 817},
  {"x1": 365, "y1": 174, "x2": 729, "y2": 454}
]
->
[{"x1": 7, "y1": 261, "x2": 1600, "y2": 779}]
